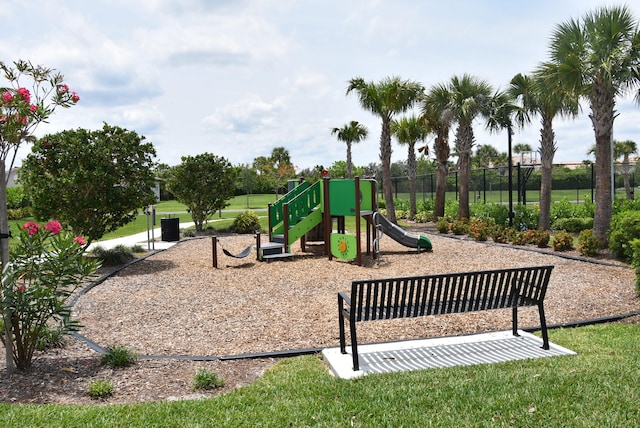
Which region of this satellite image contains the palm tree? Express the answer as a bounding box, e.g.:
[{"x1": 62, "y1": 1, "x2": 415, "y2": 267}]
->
[
  {"x1": 614, "y1": 139, "x2": 638, "y2": 200},
  {"x1": 509, "y1": 72, "x2": 579, "y2": 230},
  {"x1": 347, "y1": 76, "x2": 424, "y2": 223},
  {"x1": 473, "y1": 144, "x2": 500, "y2": 168},
  {"x1": 545, "y1": 5, "x2": 640, "y2": 245},
  {"x1": 331, "y1": 121, "x2": 368, "y2": 179},
  {"x1": 448, "y1": 74, "x2": 493, "y2": 219},
  {"x1": 391, "y1": 115, "x2": 430, "y2": 219},
  {"x1": 421, "y1": 83, "x2": 454, "y2": 220}
]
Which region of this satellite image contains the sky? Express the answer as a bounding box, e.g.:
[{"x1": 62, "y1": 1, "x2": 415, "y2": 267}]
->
[{"x1": 2, "y1": 0, "x2": 640, "y2": 171}]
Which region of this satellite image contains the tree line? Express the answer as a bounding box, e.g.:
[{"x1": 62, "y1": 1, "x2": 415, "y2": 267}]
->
[{"x1": 335, "y1": 5, "x2": 640, "y2": 247}]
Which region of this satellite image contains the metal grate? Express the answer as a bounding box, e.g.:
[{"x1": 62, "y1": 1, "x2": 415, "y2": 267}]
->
[{"x1": 360, "y1": 335, "x2": 572, "y2": 374}]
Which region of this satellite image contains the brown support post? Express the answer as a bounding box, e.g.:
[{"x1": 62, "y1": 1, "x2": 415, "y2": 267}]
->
[
  {"x1": 267, "y1": 203, "x2": 273, "y2": 242},
  {"x1": 255, "y1": 232, "x2": 261, "y2": 261},
  {"x1": 283, "y1": 203, "x2": 290, "y2": 253},
  {"x1": 212, "y1": 236, "x2": 218, "y2": 268},
  {"x1": 355, "y1": 177, "x2": 362, "y2": 266}
]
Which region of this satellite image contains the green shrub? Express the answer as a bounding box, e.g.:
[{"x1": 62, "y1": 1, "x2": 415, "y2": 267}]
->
[
  {"x1": 490, "y1": 227, "x2": 513, "y2": 244},
  {"x1": 394, "y1": 199, "x2": 409, "y2": 212},
  {"x1": 231, "y1": 210, "x2": 262, "y2": 234},
  {"x1": 130, "y1": 244, "x2": 145, "y2": 253},
  {"x1": 552, "y1": 217, "x2": 593, "y2": 233},
  {"x1": 574, "y1": 196, "x2": 595, "y2": 218},
  {"x1": 435, "y1": 217, "x2": 449, "y2": 233},
  {"x1": 182, "y1": 228, "x2": 197, "y2": 238},
  {"x1": 6, "y1": 186, "x2": 28, "y2": 209},
  {"x1": 468, "y1": 218, "x2": 494, "y2": 241},
  {"x1": 630, "y1": 239, "x2": 640, "y2": 296},
  {"x1": 552, "y1": 230, "x2": 574, "y2": 252},
  {"x1": 609, "y1": 210, "x2": 640, "y2": 261},
  {"x1": 470, "y1": 203, "x2": 509, "y2": 227},
  {"x1": 613, "y1": 198, "x2": 640, "y2": 215},
  {"x1": 192, "y1": 368, "x2": 225, "y2": 391},
  {"x1": 88, "y1": 379, "x2": 114, "y2": 399},
  {"x1": 418, "y1": 199, "x2": 435, "y2": 213},
  {"x1": 36, "y1": 325, "x2": 67, "y2": 351},
  {"x1": 413, "y1": 210, "x2": 432, "y2": 223},
  {"x1": 577, "y1": 229, "x2": 599, "y2": 257},
  {"x1": 91, "y1": 245, "x2": 134, "y2": 266},
  {"x1": 7, "y1": 207, "x2": 32, "y2": 220},
  {"x1": 529, "y1": 229, "x2": 550, "y2": 248},
  {"x1": 511, "y1": 231, "x2": 528, "y2": 246},
  {"x1": 550, "y1": 197, "x2": 575, "y2": 222},
  {"x1": 444, "y1": 200, "x2": 459, "y2": 220},
  {"x1": 450, "y1": 218, "x2": 468, "y2": 235},
  {"x1": 101, "y1": 345, "x2": 138, "y2": 368},
  {"x1": 513, "y1": 204, "x2": 539, "y2": 230}
]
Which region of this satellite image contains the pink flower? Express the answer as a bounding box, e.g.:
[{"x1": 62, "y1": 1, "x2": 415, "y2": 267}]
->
[
  {"x1": 57, "y1": 84, "x2": 69, "y2": 93},
  {"x1": 22, "y1": 221, "x2": 39, "y2": 236},
  {"x1": 71, "y1": 92, "x2": 80, "y2": 103},
  {"x1": 17, "y1": 285, "x2": 26, "y2": 292},
  {"x1": 73, "y1": 236, "x2": 86, "y2": 246},
  {"x1": 16, "y1": 87, "x2": 30, "y2": 104},
  {"x1": 29, "y1": 104, "x2": 37, "y2": 113},
  {"x1": 44, "y1": 220, "x2": 62, "y2": 235},
  {"x1": 2, "y1": 91, "x2": 12, "y2": 103}
]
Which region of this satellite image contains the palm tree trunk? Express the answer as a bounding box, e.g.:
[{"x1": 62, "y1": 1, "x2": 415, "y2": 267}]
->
[
  {"x1": 538, "y1": 117, "x2": 556, "y2": 230},
  {"x1": 380, "y1": 118, "x2": 396, "y2": 223},
  {"x1": 590, "y1": 87, "x2": 614, "y2": 247},
  {"x1": 538, "y1": 166, "x2": 553, "y2": 230},
  {"x1": 458, "y1": 154, "x2": 470, "y2": 219},
  {"x1": 622, "y1": 156, "x2": 633, "y2": 200},
  {"x1": 456, "y1": 124, "x2": 473, "y2": 219},
  {"x1": 433, "y1": 134, "x2": 449, "y2": 220},
  {"x1": 407, "y1": 143, "x2": 417, "y2": 220},
  {"x1": 346, "y1": 142, "x2": 353, "y2": 179}
]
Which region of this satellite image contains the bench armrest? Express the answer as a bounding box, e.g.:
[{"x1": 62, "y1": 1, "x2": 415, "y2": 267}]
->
[{"x1": 338, "y1": 291, "x2": 351, "y2": 307}]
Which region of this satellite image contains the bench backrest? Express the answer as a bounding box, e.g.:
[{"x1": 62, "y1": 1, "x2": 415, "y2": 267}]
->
[{"x1": 350, "y1": 265, "x2": 553, "y2": 322}]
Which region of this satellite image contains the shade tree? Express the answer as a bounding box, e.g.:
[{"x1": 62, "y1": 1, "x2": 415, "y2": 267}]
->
[{"x1": 20, "y1": 124, "x2": 157, "y2": 242}]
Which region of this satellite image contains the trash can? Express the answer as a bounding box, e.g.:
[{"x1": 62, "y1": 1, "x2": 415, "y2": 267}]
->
[{"x1": 160, "y1": 217, "x2": 180, "y2": 242}]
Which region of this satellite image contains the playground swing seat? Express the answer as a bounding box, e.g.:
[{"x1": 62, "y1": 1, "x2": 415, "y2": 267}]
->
[{"x1": 221, "y1": 244, "x2": 252, "y2": 259}]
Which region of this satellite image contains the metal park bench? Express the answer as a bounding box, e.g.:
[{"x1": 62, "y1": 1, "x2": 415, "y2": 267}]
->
[{"x1": 338, "y1": 265, "x2": 554, "y2": 371}]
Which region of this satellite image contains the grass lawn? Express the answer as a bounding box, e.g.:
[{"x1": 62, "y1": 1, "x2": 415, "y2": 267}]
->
[{"x1": 1, "y1": 323, "x2": 638, "y2": 426}]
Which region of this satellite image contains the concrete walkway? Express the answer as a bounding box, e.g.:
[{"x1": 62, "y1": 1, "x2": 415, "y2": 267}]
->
[{"x1": 87, "y1": 221, "x2": 196, "y2": 252}]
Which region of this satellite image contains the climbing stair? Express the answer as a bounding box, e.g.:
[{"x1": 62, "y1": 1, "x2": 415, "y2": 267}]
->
[{"x1": 261, "y1": 181, "x2": 323, "y2": 261}]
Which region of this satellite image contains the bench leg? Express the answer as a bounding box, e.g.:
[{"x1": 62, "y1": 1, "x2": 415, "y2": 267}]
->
[
  {"x1": 350, "y1": 318, "x2": 359, "y2": 371},
  {"x1": 538, "y1": 303, "x2": 550, "y2": 350},
  {"x1": 338, "y1": 297, "x2": 346, "y2": 354},
  {"x1": 512, "y1": 307, "x2": 520, "y2": 337}
]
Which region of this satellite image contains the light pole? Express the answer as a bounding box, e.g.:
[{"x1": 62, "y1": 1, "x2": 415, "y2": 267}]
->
[{"x1": 508, "y1": 124, "x2": 514, "y2": 227}]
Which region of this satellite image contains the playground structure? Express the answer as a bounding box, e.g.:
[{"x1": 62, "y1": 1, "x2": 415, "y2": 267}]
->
[
  {"x1": 253, "y1": 177, "x2": 432, "y2": 266},
  {"x1": 210, "y1": 177, "x2": 432, "y2": 268}
]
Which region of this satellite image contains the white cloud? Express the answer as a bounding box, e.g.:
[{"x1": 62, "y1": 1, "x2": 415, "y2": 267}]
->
[{"x1": 3, "y1": 0, "x2": 640, "y2": 170}]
